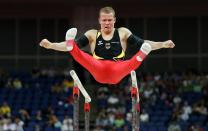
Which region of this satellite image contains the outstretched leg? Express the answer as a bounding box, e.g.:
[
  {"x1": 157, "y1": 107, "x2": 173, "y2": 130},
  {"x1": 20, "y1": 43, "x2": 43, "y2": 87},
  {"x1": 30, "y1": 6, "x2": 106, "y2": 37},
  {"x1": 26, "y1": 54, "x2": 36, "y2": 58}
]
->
[
  {"x1": 108, "y1": 43, "x2": 151, "y2": 83},
  {"x1": 65, "y1": 28, "x2": 104, "y2": 79}
]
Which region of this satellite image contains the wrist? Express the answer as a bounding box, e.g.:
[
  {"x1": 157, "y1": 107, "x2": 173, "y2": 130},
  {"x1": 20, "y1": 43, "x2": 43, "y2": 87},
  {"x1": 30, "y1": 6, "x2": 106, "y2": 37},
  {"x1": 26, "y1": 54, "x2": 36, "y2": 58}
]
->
[
  {"x1": 162, "y1": 42, "x2": 166, "y2": 48},
  {"x1": 48, "y1": 42, "x2": 54, "y2": 49}
]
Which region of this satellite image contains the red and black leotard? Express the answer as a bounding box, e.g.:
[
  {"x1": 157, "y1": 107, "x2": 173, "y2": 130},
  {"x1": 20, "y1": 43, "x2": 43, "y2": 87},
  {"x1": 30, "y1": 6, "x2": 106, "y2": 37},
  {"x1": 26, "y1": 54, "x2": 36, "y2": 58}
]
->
[{"x1": 68, "y1": 29, "x2": 146, "y2": 84}]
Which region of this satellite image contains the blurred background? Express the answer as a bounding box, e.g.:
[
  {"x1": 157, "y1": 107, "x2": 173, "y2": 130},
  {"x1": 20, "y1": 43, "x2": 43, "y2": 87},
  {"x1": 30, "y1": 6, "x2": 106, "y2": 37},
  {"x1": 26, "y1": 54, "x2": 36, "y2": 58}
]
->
[{"x1": 0, "y1": 0, "x2": 208, "y2": 131}]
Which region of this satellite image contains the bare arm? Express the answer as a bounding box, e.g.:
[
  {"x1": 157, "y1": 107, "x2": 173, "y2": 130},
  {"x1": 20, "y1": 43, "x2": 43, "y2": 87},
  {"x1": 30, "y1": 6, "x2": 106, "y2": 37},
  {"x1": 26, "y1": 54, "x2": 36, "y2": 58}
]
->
[
  {"x1": 119, "y1": 27, "x2": 175, "y2": 50},
  {"x1": 39, "y1": 28, "x2": 97, "y2": 52},
  {"x1": 84, "y1": 29, "x2": 97, "y2": 53},
  {"x1": 144, "y1": 40, "x2": 175, "y2": 50},
  {"x1": 39, "y1": 39, "x2": 68, "y2": 51}
]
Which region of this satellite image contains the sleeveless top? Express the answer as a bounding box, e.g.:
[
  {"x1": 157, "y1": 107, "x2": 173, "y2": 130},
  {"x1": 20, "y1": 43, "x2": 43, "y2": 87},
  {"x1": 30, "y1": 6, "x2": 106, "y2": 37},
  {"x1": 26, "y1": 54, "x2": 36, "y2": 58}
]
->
[{"x1": 93, "y1": 29, "x2": 125, "y2": 61}]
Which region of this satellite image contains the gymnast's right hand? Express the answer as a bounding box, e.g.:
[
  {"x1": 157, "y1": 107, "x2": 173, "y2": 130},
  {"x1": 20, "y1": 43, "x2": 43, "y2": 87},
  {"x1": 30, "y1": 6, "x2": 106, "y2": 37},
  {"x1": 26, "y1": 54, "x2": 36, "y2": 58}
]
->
[{"x1": 39, "y1": 39, "x2": 52, "y2": 49}]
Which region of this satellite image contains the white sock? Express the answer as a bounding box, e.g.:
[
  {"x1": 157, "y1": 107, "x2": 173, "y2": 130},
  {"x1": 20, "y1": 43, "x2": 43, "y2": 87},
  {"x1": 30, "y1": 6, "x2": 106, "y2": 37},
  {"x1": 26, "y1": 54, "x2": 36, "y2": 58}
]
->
[
  {"x1": 65, "y1": 28, "x2": 77, "y2": 51},
  {"x1": 136, "y1": 43, "x2": 152, "y2": 62},
  {"x1": 65, "y1": 28, "x2": 77, "y2": 40},
  {"x1": 140, "y1": 42, "x2": 152, "y2": 55}
]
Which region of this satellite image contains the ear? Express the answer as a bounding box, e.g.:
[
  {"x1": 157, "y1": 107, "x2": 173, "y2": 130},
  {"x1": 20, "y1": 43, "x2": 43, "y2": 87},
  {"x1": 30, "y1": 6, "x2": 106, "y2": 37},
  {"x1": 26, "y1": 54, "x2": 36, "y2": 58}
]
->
[
  {"x1": 114, "y1": 17, "x2": 116, "y2": 23},
  {"x1": 98, "y1": 17, "x2": 101, "y2": 24}
]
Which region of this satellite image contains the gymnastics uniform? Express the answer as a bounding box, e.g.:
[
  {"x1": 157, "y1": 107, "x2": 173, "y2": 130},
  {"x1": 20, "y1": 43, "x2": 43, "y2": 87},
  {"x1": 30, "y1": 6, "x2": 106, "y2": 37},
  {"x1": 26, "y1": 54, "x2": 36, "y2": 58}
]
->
[{"x1": 67, "y1": 29, "x2": 147, "y2": 84}]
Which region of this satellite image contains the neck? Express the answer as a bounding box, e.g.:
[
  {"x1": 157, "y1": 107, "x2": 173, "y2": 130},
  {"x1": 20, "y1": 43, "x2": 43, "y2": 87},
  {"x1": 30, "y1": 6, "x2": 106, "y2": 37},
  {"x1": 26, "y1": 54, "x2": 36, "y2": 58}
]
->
[{"x1": 101, "y1": 28, "x2": 115, "y2": 41}]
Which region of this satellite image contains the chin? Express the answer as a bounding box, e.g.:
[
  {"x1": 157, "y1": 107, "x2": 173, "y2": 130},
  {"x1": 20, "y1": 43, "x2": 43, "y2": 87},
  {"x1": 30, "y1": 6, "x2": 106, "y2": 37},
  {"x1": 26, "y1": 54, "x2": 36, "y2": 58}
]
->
[{"x1": 104, "y1": 28, "x2": 112, "y2": 34}]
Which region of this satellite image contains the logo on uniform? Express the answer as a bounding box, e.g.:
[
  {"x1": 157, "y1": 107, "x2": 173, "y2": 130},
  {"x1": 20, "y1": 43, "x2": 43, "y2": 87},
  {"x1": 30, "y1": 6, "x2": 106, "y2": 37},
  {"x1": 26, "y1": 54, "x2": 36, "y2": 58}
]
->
[
  {"x1": 98, "y1": 41, "x2": 103, "y2": 45},
  {"x1": 136, "y1": 56, "x2": 143, "y2": 61},
  {"x1": 105, "y1": 43, "x2": 111, "y2": 49},
  {"x1": 111, "y1": 41, "x2": 119, "y2": 44}
]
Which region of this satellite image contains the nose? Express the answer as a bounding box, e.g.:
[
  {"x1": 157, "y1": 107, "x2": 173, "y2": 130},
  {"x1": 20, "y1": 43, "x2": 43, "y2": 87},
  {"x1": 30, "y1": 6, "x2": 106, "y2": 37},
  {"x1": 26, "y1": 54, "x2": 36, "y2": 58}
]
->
[
  {"x1": 105, "y1": 21, "x2": 109, "y2": 25},
  {"x1": 105, "y1": 20, "x2": 110, "y2": 24}
]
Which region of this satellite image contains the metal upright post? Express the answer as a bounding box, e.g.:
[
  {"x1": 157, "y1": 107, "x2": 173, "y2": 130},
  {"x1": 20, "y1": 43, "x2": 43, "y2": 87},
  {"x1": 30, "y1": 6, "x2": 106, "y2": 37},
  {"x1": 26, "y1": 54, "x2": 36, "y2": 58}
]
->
[
  {"x1": 73, "y1": 85, "x2": 79, "y2": 131},
  {"x1": 84, "y1": 102, "x2": 90, "y2": 131},
  {"x1": 131, "y1": 71, "x2": 140, "y2": 131}
]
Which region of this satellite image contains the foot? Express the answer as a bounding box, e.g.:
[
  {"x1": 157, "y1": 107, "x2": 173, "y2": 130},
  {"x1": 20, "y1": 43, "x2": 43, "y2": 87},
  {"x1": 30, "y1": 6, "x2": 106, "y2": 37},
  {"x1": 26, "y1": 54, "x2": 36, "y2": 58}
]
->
[
  {"x1": 140, "y1": 42, "x2": 151, "y2": 55},
  {"x1": 65, "y1": 28, "x2": 77, "y2": 51},
  {"x1": 136, "y1": 43, "x2": 151, "y2": 61}
]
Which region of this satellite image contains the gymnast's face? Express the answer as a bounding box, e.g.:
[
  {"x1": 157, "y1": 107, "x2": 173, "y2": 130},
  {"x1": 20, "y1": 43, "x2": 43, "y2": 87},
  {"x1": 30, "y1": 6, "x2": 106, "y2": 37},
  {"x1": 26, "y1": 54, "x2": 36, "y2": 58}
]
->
[{"x1": 99, "y1": 12, "x2": 116, "y2": 34}]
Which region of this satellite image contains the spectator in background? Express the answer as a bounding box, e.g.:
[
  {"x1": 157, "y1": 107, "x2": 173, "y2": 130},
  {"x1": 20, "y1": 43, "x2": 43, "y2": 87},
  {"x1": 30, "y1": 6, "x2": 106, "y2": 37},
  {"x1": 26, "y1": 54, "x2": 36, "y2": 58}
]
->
[
  {"x1": 0, "y1": 115, "x2": 10, "y2": 131},
  {"x1": 180, "y1": 101, "x2": 192, "y2": 121},
  {"x1": 97, "y1": 91, "x2": 108, "y2": 110},
  {"x1": 6, "y1": 116, "x2": 22, "y2": 131},
  {"x1": 13, "y1": 78, "x2": 23, "y2": 89},
  {"x1": 187, "y1": 124, "x2": 204, "y2": 131},
  {"x1": 171, "y1": 102, "x2": 182, "y2": 121},
  {"x1": 51, "y1": 82, "x2": 64, "y2": 94},
  {"x1": 168, "y1": 121, "x2": 181, "y2": 131},
  {"x1": 34, "y1": 110, "x2": 43, "y2": 131},
  {"x1": 47, "y1": 114, "x2": 62, "y2": 128},
  {"x1": 42, "y1": 106, "x2": 54, "y2": 121},
  {"x1": 107, "y1": 93, "x2": 119, "y2": 106},
  {"x1": 140, "y1": 109, "x2": 149, "y2": 122},
  {"x1": 61, "y1": 115, "x2": 73, "y2": 131},
  {"x1": 18, "y1": 109, "x2": 30, "y2": 126},
  {"x1": 35, "y1": 110, "x2": 43, "y2": 123},
  {"x1": 106, "y1": 111, "x2": 115, "y2": 127},
  {"x1": 15, "y1": 117, "x2": 24, "y2": 131},
  {"x1": 143, "y1": 83, "x2": 158, "y2": 106},
  {"x1": 62, "y1": 78, "x2": 74, "y2": 92},
  {"x1": 95, "y1": 110, "x2": 108, "y2": 128},
  {"x1": 114, "y1": 113, "x2": 125, "y2": 129},
  {"x1": 126, "y1": 112, "x2": 132, "y2": 123},
  {"x1": 93, "y1": 126, "x2": 105, "y2": 131},
  {"x1": 193, "y1": 100, "x2": 208, "y2": 115},
  {"x1": 8, "y1": 117, "x2": 16, "y2": 131},
  {"x1": 173, "y1": 94, "x2": 182, "y2": 105},
  {"x1": 0, "y1": 102, "x2": 11, "y2": 117}
]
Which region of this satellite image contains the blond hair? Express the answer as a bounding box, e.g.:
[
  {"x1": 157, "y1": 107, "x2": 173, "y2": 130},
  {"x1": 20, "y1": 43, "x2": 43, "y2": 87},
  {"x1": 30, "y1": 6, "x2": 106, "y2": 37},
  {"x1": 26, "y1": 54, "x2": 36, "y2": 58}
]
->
[{"x1": 99, "y1": 6, "x2": 115, "y2": 17}]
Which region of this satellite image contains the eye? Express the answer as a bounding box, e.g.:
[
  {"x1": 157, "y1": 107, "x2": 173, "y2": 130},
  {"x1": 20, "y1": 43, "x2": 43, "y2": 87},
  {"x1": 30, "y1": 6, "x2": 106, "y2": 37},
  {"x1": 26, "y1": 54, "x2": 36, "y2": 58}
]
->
[{"x1": 108, "y1": 19, "x2": 113, "y2": 22}]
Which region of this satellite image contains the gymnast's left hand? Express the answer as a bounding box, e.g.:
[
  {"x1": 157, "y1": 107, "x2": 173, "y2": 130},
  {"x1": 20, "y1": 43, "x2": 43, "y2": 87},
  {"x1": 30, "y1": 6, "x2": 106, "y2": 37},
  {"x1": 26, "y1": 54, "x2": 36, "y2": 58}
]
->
[{"x1": 162, "y1": 40, "x2": 175, "y2": 48}]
